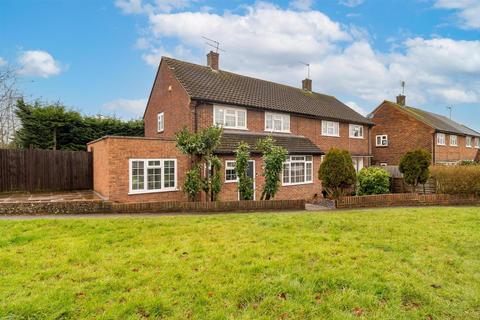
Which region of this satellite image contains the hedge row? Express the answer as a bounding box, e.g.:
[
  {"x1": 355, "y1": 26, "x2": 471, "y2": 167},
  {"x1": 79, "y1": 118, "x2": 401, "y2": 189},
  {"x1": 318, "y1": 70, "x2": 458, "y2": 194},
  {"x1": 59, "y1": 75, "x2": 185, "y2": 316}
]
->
[{"x1": 430, "y1": 165, "x2": 480, "y2": 195}]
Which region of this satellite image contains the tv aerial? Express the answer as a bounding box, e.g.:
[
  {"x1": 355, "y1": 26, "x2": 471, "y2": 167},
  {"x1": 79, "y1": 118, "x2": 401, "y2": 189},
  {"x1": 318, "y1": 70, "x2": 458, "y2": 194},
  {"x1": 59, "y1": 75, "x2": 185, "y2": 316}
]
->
[
  {"x1": 299, "y1": 61, "x2": 310, "y2": 79},
  {"x1": 202, "y1": 36, "x2": 225, "y2": 53}
]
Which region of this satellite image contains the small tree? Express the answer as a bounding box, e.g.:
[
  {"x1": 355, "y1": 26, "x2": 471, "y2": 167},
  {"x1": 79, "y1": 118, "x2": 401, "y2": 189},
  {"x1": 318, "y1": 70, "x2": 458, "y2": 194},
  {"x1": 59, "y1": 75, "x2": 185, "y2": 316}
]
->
[
  {"x1": 318, "y1": 148, "x2": 356, "y2": 199},
  {"x1": 257, "y1": 137, "x2": 287, "y2": 200},
  {"x1": 357, "y1": 167, "x2": 390, "y2": 195},
  {"x1": 176, "y1": 126, "x2": 223, "y2": 201},
  {"x1": 235, "y1": 142, "x2": 254, "y2": 200},
  {"x1": 399, "y1": 149, "x2": 431, "y2": 193}
]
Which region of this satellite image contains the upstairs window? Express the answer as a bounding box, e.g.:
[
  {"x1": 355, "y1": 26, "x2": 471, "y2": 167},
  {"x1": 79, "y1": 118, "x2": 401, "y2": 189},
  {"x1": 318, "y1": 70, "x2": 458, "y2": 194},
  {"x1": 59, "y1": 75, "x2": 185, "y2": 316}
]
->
[
  {"x1": 376, "y1": 135, "x2": 388, "y2": 147},
  {"x1": 321, "y1": 120, "x2": 339, "y2": 137},
  {"x1": 129, "y1": 159, "x2": 177, "y2": 194},
  {"x1": 466, "y1": 136, "x2": 472, "y2": 148},
  {"x1": 437, "y1": 133, "x2": 446, "y2": 146},
  {"x1": 214, "y1": 105, "x2": 247, "y2": 129},
  {"x1": 475, "y1": 137, "x2": 480, "y2": 149},
  {"x1": 450, "y1": 135, "x2": 457, "y2": 146},
  {"x1": 265, "y1": 112, "x2": 290, "y2": 132},
  {"x1": 349, "y1": 124, "x2": 364, "y2": 139},
  {"x1": 157, "y1": 112, "x2": 164, "y2": 132}
]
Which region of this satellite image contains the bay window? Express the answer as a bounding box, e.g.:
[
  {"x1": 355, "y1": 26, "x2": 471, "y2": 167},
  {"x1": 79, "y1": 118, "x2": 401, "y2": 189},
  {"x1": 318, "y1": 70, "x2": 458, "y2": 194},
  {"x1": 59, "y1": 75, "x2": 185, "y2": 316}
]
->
[
  {"x1": 282, "y1": 155, "x2": 313, "y2": 186},
  {"x1": 214, "y1": 105, "x2": 247, "y2": 129},
  {"x1": 265, "y1": 112, "x2": 290, "y2": 132},
  {"x1": 129, "y1": 159, "x2": 177, "y2": 194}
]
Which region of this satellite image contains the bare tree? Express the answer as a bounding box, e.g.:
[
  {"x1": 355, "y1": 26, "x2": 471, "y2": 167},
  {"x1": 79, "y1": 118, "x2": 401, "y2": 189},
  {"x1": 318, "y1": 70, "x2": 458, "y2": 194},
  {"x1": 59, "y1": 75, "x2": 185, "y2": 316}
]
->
[{"x1": 0, "y1": 67, "x2": 22, "y2": 147}]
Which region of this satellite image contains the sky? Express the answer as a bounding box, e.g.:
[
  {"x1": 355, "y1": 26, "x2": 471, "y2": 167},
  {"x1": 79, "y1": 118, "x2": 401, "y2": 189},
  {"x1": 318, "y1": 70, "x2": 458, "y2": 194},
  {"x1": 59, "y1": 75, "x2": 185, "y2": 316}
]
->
[{"x1": 1, "y1": 0, "x2": 479, "y2": 129}]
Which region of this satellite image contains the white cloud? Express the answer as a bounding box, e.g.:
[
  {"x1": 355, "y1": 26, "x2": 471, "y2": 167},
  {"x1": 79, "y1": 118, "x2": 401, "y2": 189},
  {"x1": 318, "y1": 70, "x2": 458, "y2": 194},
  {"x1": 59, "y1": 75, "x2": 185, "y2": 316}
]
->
[
  {"x1": 0, "y1": 57, "x2": 6, "y2": 67},
  {"x1": 115, "y1": 0, "x2": 146, "y2": 14},
  {"x1": 115, "y1": 0, "x2": 196, "y2": 14},
  {"x1": 289, "y1": 0, "x2": 314, "y2": 11},
  {"x1": 17, "y1": 50, "x2": 62, "y2": 78},
  {"x1": 339, "y1": 0, "x2": 364, "y2": 7},
  {"x1": 118, "y1": 1, "x2": 480, "y2": 118},
  {"x1": 434, "y1": 0, "x2": 480, "y2": 29},
  {"x1": 102, "y1": 98, "x2": 147, "y2": 118},
  {"x1": 345, "y1": 101, "x2": 368, "y2": 115}
]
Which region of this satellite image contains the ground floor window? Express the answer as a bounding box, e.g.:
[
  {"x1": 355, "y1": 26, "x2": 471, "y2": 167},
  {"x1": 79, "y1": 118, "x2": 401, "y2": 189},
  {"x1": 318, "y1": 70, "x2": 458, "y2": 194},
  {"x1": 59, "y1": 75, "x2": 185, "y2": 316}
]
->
[
  {"x1": 282, "y1": 155, "x2": 313, "y2": 186},
  {"x1": 352, "y1": 157, "x2": 364, "y2": 172},
  {"x1": 225, "y1": 160, "x2": 237, "y2": 182},
  {"x1": 129, "y1": 159, "x2": 177, "y2": 194}
]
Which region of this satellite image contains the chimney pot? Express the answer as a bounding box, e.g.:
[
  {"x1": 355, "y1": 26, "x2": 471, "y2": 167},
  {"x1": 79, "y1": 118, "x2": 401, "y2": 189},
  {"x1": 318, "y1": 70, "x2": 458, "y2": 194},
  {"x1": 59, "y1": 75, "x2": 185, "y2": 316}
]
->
[
  {"x1": 302, "y1": 78, "x2": 312, "y2": 92},
  {"x1": 207, "y1": 51, "x2": 219, "y2": 70},
  {"x1": 396, "y1": 94, "x2": 406, "y2": 106}
]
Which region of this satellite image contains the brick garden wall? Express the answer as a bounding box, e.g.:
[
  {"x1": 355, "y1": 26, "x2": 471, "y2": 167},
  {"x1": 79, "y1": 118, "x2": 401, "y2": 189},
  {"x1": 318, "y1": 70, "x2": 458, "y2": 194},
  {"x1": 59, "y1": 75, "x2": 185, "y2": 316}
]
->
[{"x1": 336, "y1": 193, "x2": 480, "y2": 209}]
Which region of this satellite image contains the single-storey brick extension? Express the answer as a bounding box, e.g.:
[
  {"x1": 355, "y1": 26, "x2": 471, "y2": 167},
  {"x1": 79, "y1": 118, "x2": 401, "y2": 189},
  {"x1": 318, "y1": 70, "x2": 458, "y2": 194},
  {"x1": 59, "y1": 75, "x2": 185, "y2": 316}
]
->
[
  {"x1": 88, "y1": 51, "x2": 374, "y2": 202},
  {"x1": 370, "y1": 96, "x2": 480, "y2": 165}
]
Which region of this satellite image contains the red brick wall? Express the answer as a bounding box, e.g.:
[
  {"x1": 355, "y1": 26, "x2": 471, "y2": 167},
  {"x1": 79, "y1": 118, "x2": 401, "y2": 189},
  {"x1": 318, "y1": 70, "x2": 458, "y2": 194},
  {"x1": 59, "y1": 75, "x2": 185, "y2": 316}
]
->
[
  {"x1": 144, "y1": 61, "x2": 193, "y2": 138},
  {"x1": 435, "y1": 134, "x2": 479, "y2": 163},
  {"x1": 371, "y1": 102, "x2": 434, "y2": 165},
  {"x1": 196, "y1": 103, "x2": 371, "y2": 158},
  {"x1": 217, "y1": 155, "x2": 323, "y2": 201},
  {"x1": 88, "y1": 137, "x2": 189, "y2": 203}
]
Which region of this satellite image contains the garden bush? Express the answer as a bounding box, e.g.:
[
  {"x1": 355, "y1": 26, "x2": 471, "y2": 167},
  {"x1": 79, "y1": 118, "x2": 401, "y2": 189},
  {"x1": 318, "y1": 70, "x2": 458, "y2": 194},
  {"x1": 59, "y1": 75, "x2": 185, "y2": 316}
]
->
[
  {"x1": 399, "y1": 149, "x2": 431, "y2": 192},
  {"x1": 430, "y1": 165, "x2": 480, "y2": 195},
  {"x1": 318, "y1": 148, "x2": 356, "y2": 199},
  {"x1": 357, "y1": 167, "x2": 390, "y2": 195}
]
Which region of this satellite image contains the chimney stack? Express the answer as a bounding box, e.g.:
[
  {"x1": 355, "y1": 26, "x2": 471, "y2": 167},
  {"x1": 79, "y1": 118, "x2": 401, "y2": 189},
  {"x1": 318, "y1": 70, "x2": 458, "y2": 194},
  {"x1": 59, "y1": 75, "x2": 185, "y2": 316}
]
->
[
  {"x1": 396, "y1": 94, "x2": 406, "y2": 106},
  {"x1": 207, "y1": 51, "x2": 219, "y2": 71},
  {"x1": 302, "y1": 78, "x2": 312, "y2": 92}
]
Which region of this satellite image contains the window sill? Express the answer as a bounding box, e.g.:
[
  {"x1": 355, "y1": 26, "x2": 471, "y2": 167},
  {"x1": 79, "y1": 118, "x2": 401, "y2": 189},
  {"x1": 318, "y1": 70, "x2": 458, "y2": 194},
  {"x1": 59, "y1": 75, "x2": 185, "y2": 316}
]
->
[
  {"x1": 225, "y1": 180, "x2": 238, "y2": 184},
  {"x1": 349, "y1": 136, "x2": 364, "y2": 139},
  {"x1": 282, "y1": 181, "x2": 313, "y2": 187},
  {"x1": 375, "y1": 145, "x2": 388, "y2": 147},
  {"x1": 128, "y1": 188, "x2": 178, "y2": 195},
  {"x1": 437, "y1": 144, "x2": 446, "y2": 146},
  {"x1": 322, "y1": 134, "x2": 340, "y2": 137},
  {"x1": 264, "y1": 130, "x2": 291, "y2": 134}
]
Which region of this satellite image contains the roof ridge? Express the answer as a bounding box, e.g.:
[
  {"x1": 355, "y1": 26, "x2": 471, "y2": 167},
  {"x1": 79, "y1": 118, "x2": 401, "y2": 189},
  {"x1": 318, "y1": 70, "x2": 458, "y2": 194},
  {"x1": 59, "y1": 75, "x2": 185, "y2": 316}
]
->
[{"x1": 162, "y1": 56, "x2": 337, "y2": 99}]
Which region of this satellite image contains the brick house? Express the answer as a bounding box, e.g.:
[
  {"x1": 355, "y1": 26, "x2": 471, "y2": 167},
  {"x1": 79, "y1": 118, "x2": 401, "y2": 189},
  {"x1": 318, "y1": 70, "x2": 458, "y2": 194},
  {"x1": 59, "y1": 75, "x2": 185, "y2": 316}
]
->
[
  {"x1": 370, "y1": 96, "x2": 480, "y2": 165},
  {"x1": 88, "y1": 52, "x2": 373, "y2": 202}
]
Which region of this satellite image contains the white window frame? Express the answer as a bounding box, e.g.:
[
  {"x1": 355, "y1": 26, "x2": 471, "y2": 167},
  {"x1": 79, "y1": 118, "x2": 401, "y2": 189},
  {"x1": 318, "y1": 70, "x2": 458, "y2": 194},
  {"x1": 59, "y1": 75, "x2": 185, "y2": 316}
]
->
[
  {"x1": 475, "y1": 137, "x2": 479, "y2": 149},
  {"x1": 282, "y1": 155, "x2": 313, "y2": 186},
  {"x1": 376, "y1": 135, "x2": 388, "y2": 147},
  {"x1": 225, "y1": 160, "x2": 238, "y2": 183},
  {"x1": 157, "y1": 112, "x2": 164, "y2": 132},
  {"x1": 352, "y1": 157, "x2": 364, "y2": 173},
  {"x1": 450, "y1": 135, "x2": 457, "y2": 146},
  {"x1": 437, "y1": 133, "x2": 446, "y2": 146},
  {"x1": 265, "y1": 112, "x2": 290, "y2": 133},
  {"x1": 128, "y1": 159, "x2": 177, "y2": 194},
  {"x1": 349, "y1": 124, "x2": 364, "y2": 139},
  {"x1": 466, "y1": 136, "x2": 472, "y2": 148},
  {"x1": 213, "y1": 105, "x2": 247, "y2": 130},
  {"x1": 321, "y1": 120, "x2": 340, "y2": 137}
]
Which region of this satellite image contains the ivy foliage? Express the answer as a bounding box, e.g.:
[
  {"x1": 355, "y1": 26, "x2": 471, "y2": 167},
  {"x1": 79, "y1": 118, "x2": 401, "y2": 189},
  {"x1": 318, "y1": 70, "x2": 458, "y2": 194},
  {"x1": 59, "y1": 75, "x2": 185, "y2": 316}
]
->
[
  {"x1": 318, "y1": 148, "x2": 356, "y2": 199},
  {"x1": 14, "y1": 99, "x2": 143, "y2": 150},
  {"x1": 175, "y1": 126, "x2": 223, "y2": 201},
  {"x1": 235, "y1": 142, "x2": 254, "y2": 200},
  {"x1": 357, "y1": 167, "x2": 390, "y2": 195},
  {"x1": 399, "y1": 149, "x2": 431, "y2": 192},
  {"x1": 257, "y1": 137, "x2": 287, "y2": 200}
]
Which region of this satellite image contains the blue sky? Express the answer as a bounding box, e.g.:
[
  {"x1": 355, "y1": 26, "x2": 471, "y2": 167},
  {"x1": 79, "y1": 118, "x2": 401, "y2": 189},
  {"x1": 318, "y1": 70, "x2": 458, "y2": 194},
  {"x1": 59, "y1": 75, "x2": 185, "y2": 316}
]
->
[{"x1": 1, "y1": 0, "x2": 479, "y2": 129}]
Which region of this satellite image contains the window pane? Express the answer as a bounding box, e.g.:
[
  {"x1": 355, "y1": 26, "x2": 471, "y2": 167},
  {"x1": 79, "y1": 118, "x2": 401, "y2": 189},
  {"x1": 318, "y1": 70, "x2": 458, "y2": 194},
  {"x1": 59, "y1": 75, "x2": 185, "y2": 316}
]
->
[
  {"x1": 163, "y1": 160, "x2": 175, "y2": 188},
  {"x1": 273, "y1": 118, "x2": 282, "y2": 131},
  {"x1": 147, "y1": 167, "x2": 161, "y2": 190},
  {"x1": 131, "y1": 161, "x2": 144, "y2": 190},
  {"x1": 225, "y1": 110, "x2": 236, "y2": 126},
  {"x1": 237, "y1": 110, "x2": 246, "y2": 127},
  {"x1": 283, "y1": 163, "x2": 290, "y2": 184},
  {"x1": 283, "y1": 115, "x2": 290, "y2": 131},
  {"x1": 306, "y1": 162, "x2": 312, "y2": 181},
  {"x1": 291, "y1": 162, "x2": 305, "y2": 183},
  {"x1": 214, "y1": 108, "x2": 224, "y2": 125},
  {"x1": 265, "y1": 114, "x2": 273, "y2": 130}
]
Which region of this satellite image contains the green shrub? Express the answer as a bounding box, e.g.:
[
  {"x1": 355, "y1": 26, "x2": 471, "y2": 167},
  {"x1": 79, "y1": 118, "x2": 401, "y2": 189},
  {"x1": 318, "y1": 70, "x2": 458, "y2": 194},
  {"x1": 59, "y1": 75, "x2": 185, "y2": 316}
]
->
[
  {"x1": 235, "y1": 142, "x2": 254, "y2": 200},
  {"x1": 318, "y1": 148, "x2": 356, "y2": 199},
  {"x1": 430, "y1": 165, "x2": 480, "y2": 195},
  {"x1": 257, "y1": 137, "x2": 287, "y2": 200},
  {"x1": 399, "y1": 149, "x2": 431, "y2": 192},
  {"x1": 357, "y1": 167, "x2": 390, "y2": 195}
]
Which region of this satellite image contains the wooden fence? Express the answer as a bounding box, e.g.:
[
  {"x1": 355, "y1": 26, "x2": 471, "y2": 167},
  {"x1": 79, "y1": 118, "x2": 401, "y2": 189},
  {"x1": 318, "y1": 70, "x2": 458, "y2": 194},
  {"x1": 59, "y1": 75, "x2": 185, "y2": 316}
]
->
[{"x1": 0, "y1": 148, "x2": 93, "y2": 192}]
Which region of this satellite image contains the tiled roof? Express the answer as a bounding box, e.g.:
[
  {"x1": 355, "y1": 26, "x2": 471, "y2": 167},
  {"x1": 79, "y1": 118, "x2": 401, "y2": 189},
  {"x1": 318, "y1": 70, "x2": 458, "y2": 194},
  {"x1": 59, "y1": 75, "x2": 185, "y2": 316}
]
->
[
  {"x1": 163, "y1": 57, "x2": 373, "y2": 125},
  {"x1": 384, "y1": 101, "x2": 480, "y2": 137},
  {"x1": 215, "y1": 131, "x2": 323, "y2": 155}
]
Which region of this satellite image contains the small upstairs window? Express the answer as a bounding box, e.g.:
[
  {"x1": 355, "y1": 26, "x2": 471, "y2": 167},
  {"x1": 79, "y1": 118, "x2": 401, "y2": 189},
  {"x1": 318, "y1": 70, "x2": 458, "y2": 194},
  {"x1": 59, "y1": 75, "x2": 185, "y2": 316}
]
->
[
  {"x1": 450, "y1": 135, "x2": 457, "y2": 146},
  {"x1": 157, "y1": 112, "x2": 164, "y2": 132},
  {"x1": 265, "y1": 112, "x2": 290, "y2": 132},
  {"x1": 466, "y1": 136, "x2": 472, "y2": 148},
  {"x1": 437, "y1": 133, "x2": 446, "y2": 146},
  {"x1": 376, "y1": 135, "x2": 388, "y2": 147},
  {"x1": 349, "y1": 124, "x2": 364, "y2": 139}
]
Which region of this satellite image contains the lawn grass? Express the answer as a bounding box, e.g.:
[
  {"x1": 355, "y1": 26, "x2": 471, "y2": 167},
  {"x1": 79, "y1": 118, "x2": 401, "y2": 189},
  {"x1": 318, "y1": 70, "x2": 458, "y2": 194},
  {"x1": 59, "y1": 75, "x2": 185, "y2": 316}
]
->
[{"x1": 1, "y1": 207, "x2": 479, "y2": 319}]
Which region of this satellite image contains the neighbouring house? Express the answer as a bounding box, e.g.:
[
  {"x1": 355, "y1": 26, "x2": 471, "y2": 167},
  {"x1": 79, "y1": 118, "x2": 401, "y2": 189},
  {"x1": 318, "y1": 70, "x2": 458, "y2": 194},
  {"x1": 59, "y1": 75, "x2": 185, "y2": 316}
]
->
[
  {"x1": 88, "y1": 52, "x2": 373, "y2": 202},
  {"x1": 370, "y1": 95, "x2": 480, "y2": 166}
]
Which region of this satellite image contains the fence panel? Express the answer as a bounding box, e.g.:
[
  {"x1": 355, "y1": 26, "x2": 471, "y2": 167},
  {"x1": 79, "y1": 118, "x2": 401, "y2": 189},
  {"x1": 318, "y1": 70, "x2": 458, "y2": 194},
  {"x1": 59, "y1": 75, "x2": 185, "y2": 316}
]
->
[{"x1": 0, "y1": 149, "x2": 93, "y2": 192}]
